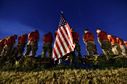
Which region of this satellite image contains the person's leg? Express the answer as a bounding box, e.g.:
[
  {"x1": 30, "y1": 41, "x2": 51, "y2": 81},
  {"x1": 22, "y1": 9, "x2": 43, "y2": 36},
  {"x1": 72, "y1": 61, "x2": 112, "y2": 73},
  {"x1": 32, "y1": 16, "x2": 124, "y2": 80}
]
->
[
  {"x1": 74, "y1": 43, "x2": 82, "y2": 65},
  {"x1": 120, "y1": 45, "x2": 127, "y2": 56},
  {"x1": 48, "y1": 44, "x2": 52, "y2": 58},
  {"x1": 98, "y1": 39, "x2": 107, "y2": 56},
  {"x1": 76, "y1": 43, "x2": 81, "y2": 57},
  {"x1": 5, "y1": 45, "x2": 13, "y2": 62},
  {"x1": 102, "y1": 49, "x2": 109, "y2": 60},
  {"x1": 90, "y1": 42, "x2": 98, "y2": 55},
  {"x1": 116, "y1": 44, "x2": 122, "y2": 55},
  {"x1": 86, "y1": 45, "x2": 90, "y2": 55},
  {"x1": 25, "y1": 44, "x2": 31, "y2": 56},
  {"x1": 42, "y1": 43, "x2": 48, "y2": 58},
  {"x1": 86, "y1": 42, "x2": 91, "y2": 55},
  {"x1": 93, "y1": 43, "x2": 98, "y2": 55},
  {"x1": 112, "y1": 45, "x2": 119, "y2": 55},
  {"x1": 31, "y1": 42, "x2": 38, "y2": 57},
  {"x1": 101, "y1": 41, "x2": 110, "y2": 60},
  {"x1": 0, "y1": 46, "x2": 3, "y2": 55},
  {"x1": 0, "y1": 45, "x2": 6, "y2": 57},
  {"x1": 70, "y1": 52, "x2": 75, "y2": 65},
  {"x1": 86, "y1": 42, "x2": 96, "y2": 56},
  {"x1": 17, "y1": 44, "x2": 26, "y2": 60},
  {"x1": 6, "y1": 45, "x2": 12, "y2": 57},
  {"x1": 20, "y1": 44, "x2": 25, "y2": 56},
  {"x1": 10, "y1": 47, "x2": 18, "y2": 64},
  {"x1": 17, "y1": 44, "x2": 22, "y2": 57},
  {"x1": 0, "y1": 45, "x2": 8, "y2": 63}
]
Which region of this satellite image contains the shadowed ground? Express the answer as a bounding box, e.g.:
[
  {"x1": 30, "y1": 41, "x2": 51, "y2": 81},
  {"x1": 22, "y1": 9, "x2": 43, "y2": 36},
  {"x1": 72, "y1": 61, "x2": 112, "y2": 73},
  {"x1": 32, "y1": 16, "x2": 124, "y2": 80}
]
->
[{"x1": 0, "y1": 55, "x2": 127, "y2": 83}]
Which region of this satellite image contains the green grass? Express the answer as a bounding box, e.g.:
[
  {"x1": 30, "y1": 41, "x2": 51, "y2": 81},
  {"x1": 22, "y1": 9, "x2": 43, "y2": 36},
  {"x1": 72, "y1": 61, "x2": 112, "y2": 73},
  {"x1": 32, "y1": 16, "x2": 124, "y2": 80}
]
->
[
  {"x1": 0, "y1": 68, "x2": 127, "y2": 84},
  {"x1": 0, "y1": 56, "x2": 127, "y2": 84}
]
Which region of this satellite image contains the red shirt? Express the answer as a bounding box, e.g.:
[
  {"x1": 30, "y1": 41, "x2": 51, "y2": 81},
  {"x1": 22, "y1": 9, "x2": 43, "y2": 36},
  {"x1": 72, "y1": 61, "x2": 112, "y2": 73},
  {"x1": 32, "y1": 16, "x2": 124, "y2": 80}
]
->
[
  {"x1": 28, "y1": 31, "x2": 39, "y2": 42},
  {"x1": 72, "y1": 32, "x2": 79, "y2": 42},
  {"x1": 83, "y1": 32, "x2": 94, "y2": 42},
  {"x1": 108, "y1": 35, "x2": 117, "y2": 45},
  {"x1": 18, "y1": 34, "x2": 27, "y2": 44},
  {"x1": 117, "y1": 38, "x2": 124, "y2": 45},
  {"x1": 5, "y1": 36, "x2": 16, "y2": 45},
  {"x1": 98, "y1": 31, "x2": 108, "y2": 41},
  {"x1": 43, "y1": 32, "x2": 53, "y2": 43}
]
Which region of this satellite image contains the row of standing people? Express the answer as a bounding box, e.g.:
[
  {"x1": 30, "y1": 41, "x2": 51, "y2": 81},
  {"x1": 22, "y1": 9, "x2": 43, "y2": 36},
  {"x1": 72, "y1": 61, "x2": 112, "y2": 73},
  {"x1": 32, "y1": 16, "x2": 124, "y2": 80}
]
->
[
  {"x1": 0, "y1": 28, "x2": 127, "y2": 63},
  {"x1": 83, "y1": 28, "x2": 127, "y2": 61},
  {"x1": 0, "y1": 30, "x2": 39, "y2": 62}
]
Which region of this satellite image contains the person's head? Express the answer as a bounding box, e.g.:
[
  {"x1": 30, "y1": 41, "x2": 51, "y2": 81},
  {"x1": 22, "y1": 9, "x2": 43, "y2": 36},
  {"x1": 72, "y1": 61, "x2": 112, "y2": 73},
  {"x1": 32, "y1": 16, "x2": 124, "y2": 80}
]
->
[
  {"x1": 116, "y1": 37, "x2": 119, "y2": 40},
  {"x1": 96, "y1": 28, "x2": 101, "y2": 34},
  {"x1": 124, "y1": 41, "x2": 127, "y2": 44},
  {"x1": 84, "y1": 28, "x2": 89, "y2": 33},
  {"x1": 107, "y1": 34, "x2": 111, "y2": 38}
]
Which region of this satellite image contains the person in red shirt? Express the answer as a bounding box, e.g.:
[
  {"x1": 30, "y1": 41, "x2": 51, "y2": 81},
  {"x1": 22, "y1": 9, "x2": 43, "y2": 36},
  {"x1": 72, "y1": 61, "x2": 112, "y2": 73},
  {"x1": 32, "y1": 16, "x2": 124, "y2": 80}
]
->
[
  {"x1": 96, "y1": 28, "x2": 113, "y2": 60},
  {"x1": 107, "y1": 35, "x2": 121, "y2": 56},
  {"x1": 83, "y1": 29, "x2": 97, "y2": 56},
  {"x1": 1, "y1": 35, "x2": 17, "y2": 57},
  {"x1": 116, "y1": 37, "x2": 127, "y2": 56},
  {"x1": 72, "y1": 31, "x2": 81, "y2": 56},
  {"x1": 69, "y1": 30, "x2": 82, "y2": 64},
  {"x1": 0, "y1": 39, "x2": 6, "y2": 55},
  {"x1": 124, "y1": 41, "x2": 127, "y2": 48},
  {"x1": 16, "y1": 34, "x2": 27, "y2": 58},
  {"x1": 25, "y1": 30, "x2": 39, "y2": 57},
  {"x1": 42, "y1": 32, "x2": 53, "y2": 58},
  {"x1": 124, "y1": 41, "x2": 127, "y2": 53}
]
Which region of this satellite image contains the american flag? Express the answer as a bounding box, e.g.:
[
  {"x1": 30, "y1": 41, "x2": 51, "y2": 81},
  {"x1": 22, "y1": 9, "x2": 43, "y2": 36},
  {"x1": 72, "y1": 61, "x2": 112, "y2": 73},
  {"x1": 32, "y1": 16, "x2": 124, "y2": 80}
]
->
[{"x1": 52, "y1": 14, "x2": 75, "y2": 61}]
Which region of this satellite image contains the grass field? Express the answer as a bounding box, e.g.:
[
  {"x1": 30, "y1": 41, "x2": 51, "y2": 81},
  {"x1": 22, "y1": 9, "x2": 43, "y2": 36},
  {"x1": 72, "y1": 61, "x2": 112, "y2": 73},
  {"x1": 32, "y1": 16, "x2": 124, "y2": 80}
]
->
[{"x1": 0, "y1": 68, "x2": 127, "y2": 84}]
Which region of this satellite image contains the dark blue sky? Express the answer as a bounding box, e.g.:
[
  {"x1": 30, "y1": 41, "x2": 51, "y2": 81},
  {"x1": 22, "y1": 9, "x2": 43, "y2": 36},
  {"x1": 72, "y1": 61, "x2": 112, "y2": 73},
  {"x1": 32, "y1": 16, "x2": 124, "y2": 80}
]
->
[{"x1": 0, "y1": 0, "x2": 127, "y2": 56}]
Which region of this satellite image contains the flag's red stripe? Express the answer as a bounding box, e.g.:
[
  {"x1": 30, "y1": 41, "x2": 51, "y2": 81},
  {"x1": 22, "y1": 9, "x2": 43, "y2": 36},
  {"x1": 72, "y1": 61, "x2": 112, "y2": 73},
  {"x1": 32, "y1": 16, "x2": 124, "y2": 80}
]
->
[
  {"x1": 62, "y1": 26, "x2": 73, "y2": 50},
  {"x1": 57, "y1": 33, "x2": 67, "y2": 53},
  {"x1": 63, "y1": 25, "x2": 69, "y2": 37},
  {"x1": 56, "y1": 41, "x2": 63, "y2": 58},
  {"x1": 59, "y1": 28, "x2": 70, "y2": 52},
  {"x1": 59, "y1": 27, "x2": 72, "y2": 51},
  {"x1": 53, "y1": 45, "x2": 58, "y2": 59},
  {"x1": 65, "y1": 24, "x2": 73, "y2": 42}
]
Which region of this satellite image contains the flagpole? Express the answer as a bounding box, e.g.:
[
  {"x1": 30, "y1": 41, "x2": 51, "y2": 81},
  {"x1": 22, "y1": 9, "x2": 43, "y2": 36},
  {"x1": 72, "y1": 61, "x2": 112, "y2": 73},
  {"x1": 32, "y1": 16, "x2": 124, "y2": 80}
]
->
[
  {"x1": 60, "y1": 10, "x2": 64, "y2": 15},
  {"x1": 59, "y1": 10, "x2": 66, "y2": 21}
]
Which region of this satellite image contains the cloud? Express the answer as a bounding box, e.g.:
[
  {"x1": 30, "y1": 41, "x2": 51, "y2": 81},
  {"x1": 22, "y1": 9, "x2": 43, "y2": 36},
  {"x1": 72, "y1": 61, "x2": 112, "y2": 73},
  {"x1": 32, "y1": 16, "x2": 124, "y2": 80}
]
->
[
  {"x1": 0, "y1": 20, "x2": 43, "y2": 36},
  {"x1": 0, "y1": 20, "x2": 33, "y2": 37},
  {"x1": 0, "y1": 20, "x2": 45, "y2": 56}
]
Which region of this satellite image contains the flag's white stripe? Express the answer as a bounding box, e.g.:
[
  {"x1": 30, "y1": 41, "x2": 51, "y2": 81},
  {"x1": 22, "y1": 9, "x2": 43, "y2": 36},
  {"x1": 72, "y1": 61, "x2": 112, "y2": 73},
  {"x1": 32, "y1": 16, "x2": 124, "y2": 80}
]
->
[
  {"x1": 54, "y1": 40, "x2": 61, "y2": 58},
  {"x1": 65, "y1": 24, "x2": 75, "y2": 49},
  {"x1": 57, "y1": 28, "x2": 68, "y2": 55},
  {"x1": 52, "y1": 40, "x2": 57, "y2": 59},
  {"x1": 56, "y1": 36, "x2": 65, "y2": 56},
  {"x1": 52, "y1": 38, "x2": 59, "y2": 60},
  {"x1": 59, "y1": 27, "x2": 71, "y2": 53},
  {"x1": 58, "y1": 28, "x2": 69, "y2": 54},
  {"x1": 52, "y1": 48, "x2": 55, "y2": 59},
  {"x1": 60, "y1": 26, "x2": 73, "y2": 51},
  {"x1": 52, "y1": 49, "x2": 57, "y2": 61}
]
